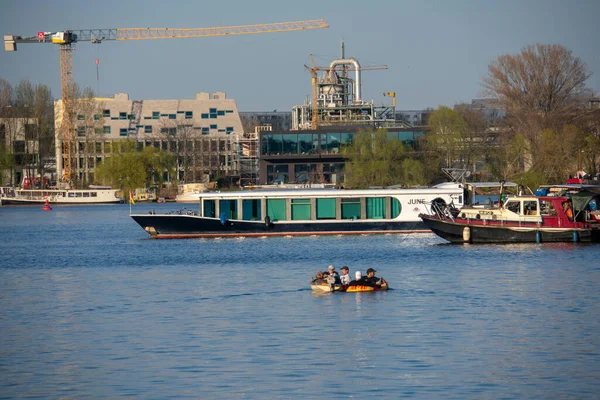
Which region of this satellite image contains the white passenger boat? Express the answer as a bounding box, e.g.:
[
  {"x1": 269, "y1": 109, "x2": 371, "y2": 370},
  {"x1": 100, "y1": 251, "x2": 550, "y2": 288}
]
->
[
  {"x1": 0, "y1": 187, "x2": 122, "y2": 205},
  {"x1": 131, "y1": 184, "x2": 465, "y2": 238}
]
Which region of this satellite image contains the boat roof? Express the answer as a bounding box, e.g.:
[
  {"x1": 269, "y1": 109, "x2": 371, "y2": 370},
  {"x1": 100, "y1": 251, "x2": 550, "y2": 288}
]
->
[
  {"x1": 538, "y1": 183, "x2": 600, "y2": 191},
  {"x1": 197, "y1": 186, "x2": 463, "y2": 199},
  {"x1": 467, "y1": 181, "x2": 518, "y2": 188}
]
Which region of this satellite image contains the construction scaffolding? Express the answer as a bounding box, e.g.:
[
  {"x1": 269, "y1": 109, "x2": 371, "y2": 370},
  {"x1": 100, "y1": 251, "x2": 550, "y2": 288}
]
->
[{"x1": 237, "y1": 126, "x2": 270, "y2": 187}]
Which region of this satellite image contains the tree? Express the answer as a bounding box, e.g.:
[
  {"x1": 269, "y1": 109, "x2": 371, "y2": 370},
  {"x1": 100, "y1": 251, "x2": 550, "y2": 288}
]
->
[
  {"x1": 72, "y1": 86, "x2": 105, "y2": 187},
  {"x1": 0, "y1": 79, "x2": 54, "y2": 187},
  {"x1": 94, "y1": 140, "x2": 175, "y2": 196},
  {"x1": 342, "y1": 129, "x2": 420, "y2": 188},
  {"x1": 483, "y1": 44, "x2": 592, "y2": 172},
  {"x1": 425, "y1": 106, "x2": 467, "y2": 169},
  {"x1": 139, "y1": 146, "x2": 175, "y2": 188}
]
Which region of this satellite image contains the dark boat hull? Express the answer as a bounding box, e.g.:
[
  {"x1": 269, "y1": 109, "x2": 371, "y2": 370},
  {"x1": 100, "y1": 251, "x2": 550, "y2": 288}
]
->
[
  {"x1": 131, "y1": 214, "x2": 428, "y2": 238},
  {"x1": 420, "y1": 215, "x2": 598, "y2": 244}
]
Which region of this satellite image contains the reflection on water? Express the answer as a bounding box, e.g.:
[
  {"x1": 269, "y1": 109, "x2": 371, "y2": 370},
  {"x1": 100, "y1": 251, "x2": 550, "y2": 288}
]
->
[{"x1": 0, "y1": 204, "x2": 599, "y2": 398}]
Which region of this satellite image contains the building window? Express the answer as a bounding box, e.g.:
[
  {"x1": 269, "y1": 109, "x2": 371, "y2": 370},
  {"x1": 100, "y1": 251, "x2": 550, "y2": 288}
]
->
[
  {"x1": 145, "y1": 126, "x2": 152, "y2": 134},
  {"x1": 119, "y1": 112, "x2": 127, "y2": 120},
  {"x1": 77, "y1": 126, "x2": 86, "y2": 136},
  {"x1": 94, "y1": 114, "x2": 102, "y2": 120},
  {"x1": 77, "y1": 115, "x2": 84, "y2": 120},
  {"x1": 152, "y1": 111, "x2": 159, "y2": 119},
  {"x1": 103, "y1": 109, "x2": 110, "y2": 117},
  {"x1": 95, "y1": 127, "x2": 103, "y2": 135},
  {"x1": 120, "y1": 128, "x2": 128, "y2": 136},
  {"x1": 24, "y1": 124, "x2": 36, "y2": 140},
  {"x1": 103, "y1": 126, "x2": 111, "y2": 134},
  {"x1": 217, "y1": 110, "x2": 225, "y2": 116},
  {"x1": 185, "y1": 111, "x2": 193, "y2": 119},
  {"x1": 226, "y1": 127, "x2": 234, "y2": 134},
  {"x1": 13, "y1": 141, "x2": 25, "y2": 153},
  {"x1": 201, "y1": 113, "x2": 209, "y2": 119},
  {"x1": 128, "y1": 114, "x2": 135, "y2": 120},
  {"x1": 169, "y1": 114, "x2": 176, "y2": 119},
  {"x1": 210, "y1": 124, "x2": 217, "y2": 130},
  {"x1": 201, "y1": 127, "x2": 209, "y2": 135},
  {"x1": 160, "y1": 127, "x2": 176, "y2": 136},
  {"x1": 209, "y1": 108, "x2": 217, "y2": 113}
]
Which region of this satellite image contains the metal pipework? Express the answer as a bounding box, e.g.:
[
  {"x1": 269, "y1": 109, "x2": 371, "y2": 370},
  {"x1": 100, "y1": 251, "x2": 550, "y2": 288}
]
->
[{"x1": 329, "y1": 58, "x2": 362, "y2": 102}]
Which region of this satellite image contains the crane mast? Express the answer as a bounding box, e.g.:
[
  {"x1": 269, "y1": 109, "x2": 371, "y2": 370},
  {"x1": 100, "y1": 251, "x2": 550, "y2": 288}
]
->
[{"x1": 4, "y1": 19, "x2": 328, "y2": 184}]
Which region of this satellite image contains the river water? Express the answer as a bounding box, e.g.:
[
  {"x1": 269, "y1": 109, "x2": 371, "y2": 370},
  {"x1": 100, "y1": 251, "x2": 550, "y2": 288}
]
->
[{"x1": 1, "y1": 203, "x2": 599, "y2": 399}]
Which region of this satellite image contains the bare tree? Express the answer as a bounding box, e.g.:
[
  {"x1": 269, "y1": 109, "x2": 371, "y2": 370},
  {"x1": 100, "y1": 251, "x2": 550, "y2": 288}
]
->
[
  {"x1": 158, "y1": 119, "x2": 201, "y2": 183},
  {"x1": 483, "y1": 44, "x2": 593, "y2": 180},
  {"x1": 484, "y1": 44, "x2": 591, "y2": 125},
  {"x1": 73, "y1": 86, "x2": 105, "y2": 186}
]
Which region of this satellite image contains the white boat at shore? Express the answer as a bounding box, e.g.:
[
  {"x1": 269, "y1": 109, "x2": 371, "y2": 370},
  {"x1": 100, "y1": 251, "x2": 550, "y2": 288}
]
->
[{"x1": 0, "y1": 186, "x2": 122, "y2": 205}]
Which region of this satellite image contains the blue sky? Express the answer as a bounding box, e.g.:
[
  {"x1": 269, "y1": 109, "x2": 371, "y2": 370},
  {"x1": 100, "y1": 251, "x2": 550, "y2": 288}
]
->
[{"x1": 1, "y1": 0, "x2": 599, "y2": 111}]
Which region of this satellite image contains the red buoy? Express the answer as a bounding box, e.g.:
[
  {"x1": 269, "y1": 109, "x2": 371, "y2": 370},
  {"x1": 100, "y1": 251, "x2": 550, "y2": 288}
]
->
[{"x1": 42, "y1": 197, "x2": 52, "y2": 211}]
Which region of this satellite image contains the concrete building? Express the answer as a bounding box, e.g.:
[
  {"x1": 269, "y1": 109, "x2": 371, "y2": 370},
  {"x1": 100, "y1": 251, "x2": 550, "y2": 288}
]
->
[{"x1": 54, "y1": 92, "x2": 244, "y2": 185}]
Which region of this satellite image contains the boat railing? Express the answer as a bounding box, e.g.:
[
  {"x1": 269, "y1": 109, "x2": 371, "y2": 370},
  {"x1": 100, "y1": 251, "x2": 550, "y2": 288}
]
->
[{"x1": 431, "y1": 201, "x2": 455, "y2": 221}]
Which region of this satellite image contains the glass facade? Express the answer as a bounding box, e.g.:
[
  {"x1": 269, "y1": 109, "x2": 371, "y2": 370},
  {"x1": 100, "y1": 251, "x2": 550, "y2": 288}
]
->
[{"x1": 261, "y1": 129, "x2": 424, "y2": 156}]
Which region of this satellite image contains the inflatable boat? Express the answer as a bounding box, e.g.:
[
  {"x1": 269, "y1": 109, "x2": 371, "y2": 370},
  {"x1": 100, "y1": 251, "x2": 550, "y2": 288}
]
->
[{"x1": 346, "y1": 282, "x2": 389, "y2": 292}]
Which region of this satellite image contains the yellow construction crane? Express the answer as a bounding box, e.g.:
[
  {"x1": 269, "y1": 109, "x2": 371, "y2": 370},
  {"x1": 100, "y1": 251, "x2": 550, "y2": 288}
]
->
[
  {"x1": 304, "y1": 54, "x2": 387, "y2": 129},
  {"x1": 4, "y1": 19, "x2": 328, "y2": 183}
]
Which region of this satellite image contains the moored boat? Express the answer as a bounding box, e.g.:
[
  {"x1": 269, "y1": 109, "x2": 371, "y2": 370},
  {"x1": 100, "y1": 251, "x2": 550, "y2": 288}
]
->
[
  {"x1": 0, "y1": 187, "x2": 122, "y2": 205},
  {"x1": 419, "y1": 191, "x2": 600, "y2": 244},
  {"x1": 130, "y1": 184, "x2": 465, "y2": 238}
]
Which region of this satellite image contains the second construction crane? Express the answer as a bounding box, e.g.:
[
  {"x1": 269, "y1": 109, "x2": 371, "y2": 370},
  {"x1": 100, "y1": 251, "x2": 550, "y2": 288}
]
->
[{"x1": 4, "y1": 19, "x2": 328, "y2": 184}]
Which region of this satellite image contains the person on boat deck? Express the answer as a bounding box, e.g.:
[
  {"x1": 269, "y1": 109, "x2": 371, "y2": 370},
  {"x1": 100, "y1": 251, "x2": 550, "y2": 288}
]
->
[
  {"x1": 340, "y1": 266, "x2": 351, "y2": 286},
  {"x1": 563, "y1": 201, "x2": 574, "y2": 221},
  {"x1": 312, "y1": 271, "x2": 326, "y2": 284},
  {"x1": 364, "y1": 268, "x2": 387, "y2": 287},
  {"x1": 348, "y1": 271, "x2": 377, "y2": 287},
  {"x1": 326, "y1": 265, "x2": 341, "y2": 285},
  {"x1": 348, "y1": 271, "x2": 366, "y2": 286}
]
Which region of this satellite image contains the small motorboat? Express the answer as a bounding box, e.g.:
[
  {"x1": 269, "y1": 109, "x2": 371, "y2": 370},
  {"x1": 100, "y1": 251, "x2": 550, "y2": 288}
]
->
[{"x1": 310, "y1": 281, "x2": 344, "y2": 293}]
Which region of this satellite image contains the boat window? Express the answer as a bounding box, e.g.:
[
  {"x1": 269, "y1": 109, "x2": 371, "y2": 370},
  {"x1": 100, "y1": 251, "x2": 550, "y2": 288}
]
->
[
  {"x1": 316, "y1": 198, "x2": 336, "y2": 219},
  {"x1": 540, "y1": 200, "x2": 557, "y2": 216},
  {"x1": 83, "y1": 192, "x2": 90, "y2": 198},
  {"x1": 291, "y1": 198, "x2": 311, "y2": 221},
  {"x1": 91, "y1": 192, "x2": 97, "y2": 197},
  {"x1": 523, "y1": 200, "x2": 538, "y2": 215},
  {"x1": 68, "y1": 192, "x2": 75, "y2": 198},
  {"x1": 391, "y1": 198, "x2": 402, "y2": 218},
  {"x1": 242, "y1": 199, "x2": 261, "y2": 221},
  {"x1": 76, "y1": 192, "x2": 83, "y2": 198},
  {"x1": 266, "y1": 199, "x2": 286, "y2": 221},
  {"x1": 506, "y1": 201, "x2": 520, "y2": 214},
  {"x1": 203, "y1": 199, "x2": 216, "y2": 218},
  {"x1": 341, "y1": 198, "x2": 361, "y2": 220},
  {"x1": 366, "y1": 197, "x2": 386, "y2": 219},
  {"x1": 219, "y1": 199, "x2": 238, "y2": 220}
]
